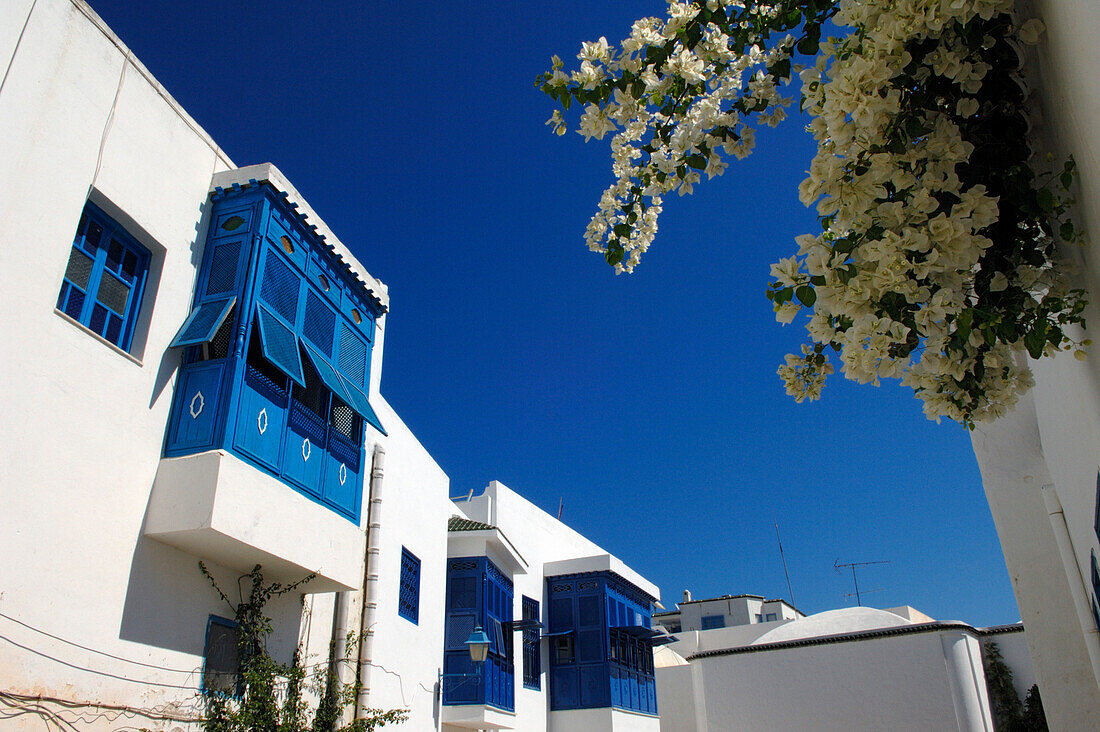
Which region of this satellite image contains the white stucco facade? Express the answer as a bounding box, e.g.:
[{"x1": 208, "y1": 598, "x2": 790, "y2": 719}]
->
[
  {"x1": 655, "y1": 606, "x2": 1033, "y2": 732},
  {"x1": 967, "y1": 1, "x2": 1100, "y2": 728},
  {"x1": 446, "y1": 482, "x2": 662, "y2": 732},
  {"x1": 0, "y1": 3, "x2": 661, "y2": 731}
]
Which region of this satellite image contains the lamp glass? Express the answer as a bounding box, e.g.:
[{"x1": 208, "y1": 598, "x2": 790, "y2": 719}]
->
[{"x1": 466, "y1": 626, "x2": 491, "y2": 664}]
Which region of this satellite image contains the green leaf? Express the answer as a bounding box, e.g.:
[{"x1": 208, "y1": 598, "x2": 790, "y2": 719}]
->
[
  {"x1": 605, "y1": 243, "x2": 624, "y2": 267},
  {"x1": 1060, "y1": 221, "x2": 1075, "y2": 240},
  {"x1": 686, "y1": 154, "x2": 707, "y2": 170},
  {"x1": 795, "y1": 285, "x2": 817, "y2": 307},
  {"x1": 562, "y1": 95, "x2": 571, "y2": 111},
  {"x1": 1061, "y1": 171, "x2": 1074, "y2": 190},
  {"x1": 1036, "y1": 187, "x2": 1054, "y2": 213},
  {"x1": 774, "y1": 287, "x2": 794, "y2": 305},
  {"x1": 613, "y1": 224, "x2": 632, "y2": 238},
  {"x1": 1025, "y1": 324, "x2": 1047, "y2": 359}
]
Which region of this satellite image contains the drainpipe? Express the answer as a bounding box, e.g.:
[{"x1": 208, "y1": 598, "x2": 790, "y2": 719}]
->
[
  {"x1": 1040, "y1": 483, "x2": 1100, "y2": 688},
  {"x1": 354, "y1": 444, "x2": 386, "y2": 720}
]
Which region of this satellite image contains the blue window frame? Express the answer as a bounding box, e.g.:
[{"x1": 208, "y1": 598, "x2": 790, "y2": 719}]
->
[
  {"x1": 57, "y1": 201, "x2": 150, "y2": 351},
  {"x1": 701, "y1": 614, "x2": 725, "y2": 629},
  {"x1": 443, "y1": 557, "x2": 515, "y2": 711},
  {"x1": 164, "y1": 187, "x2": 389, "y2": 523},
  {"x1": 202, "y1": 615, "x2": 240, "y2": 695},
  {"x1": 547, "y1": 572, "x2": 657, "y2": 715},
  {"x1": 398, "y1": 548, "x2": 421, "y2": 624},
  {"x1": 522, "y1": 595, "x2": 541, "y2": 690}
]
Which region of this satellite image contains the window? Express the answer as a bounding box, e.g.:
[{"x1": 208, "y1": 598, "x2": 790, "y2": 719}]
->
[
  {"x1": 56, "y1": 201, "x2": 150, "y2": 351},
  {"x1": 765, "y1": 613, "x2": 778, "y2": 622},
  {"x1": 546, "y1": 572, "x2": 657, "y2": 715},
  {"x1": 163, "y1": 189, "x2": 388, "y2": 523},
  {"x1": 701, "y1": 614, "x2": 725, "y2": 630},
  {"x1": 398, "y1": 548, "x2": 420, "y2": 624},
  {"x1": 755, "y1": 613, "x2": 763, "y2": 623},
  {"x1": 202, "y1": 615, "x2": 240, "y2": 694},
  {"x1": 443, "y1": 557, "x2": 514, "y2": 711},
  {"x1": 522, "y1": 596, "x2": 541, "y2": 689}
]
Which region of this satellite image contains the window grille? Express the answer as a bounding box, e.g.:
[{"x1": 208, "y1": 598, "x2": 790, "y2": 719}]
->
[
  {"x1": 338, "y1": 323, "x2": 368, "y2": 386},
  {"x1": 259, "y1": 252, "x2": 300, "y2": 323},
  {"x1": 56, "y1": 201, "x2": 150, "y2": 351},
  {"x1": 303, "y1": 290, "x2": 336, "y2": 356},
  {"x1": 205, "y1": 241, "x2": 241, "y2": 297},
  {"x1": 398, "y1": 548, "x2": 420, "y2": 624},
  {"x1": 450, "y1": 560, "x2": 477, "y2": 572},
  {"x1": 522, "y1": 596, "x2": 540, "y2": 689}
]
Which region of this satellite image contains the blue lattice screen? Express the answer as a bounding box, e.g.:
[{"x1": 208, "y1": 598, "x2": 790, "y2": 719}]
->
[{"x1": 398, "y1": 548, "x2": 420, "y2": 624}]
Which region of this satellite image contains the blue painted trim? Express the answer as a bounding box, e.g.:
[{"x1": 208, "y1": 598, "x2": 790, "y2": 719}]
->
[
  {"x1": 201, "y1": 615, "x2": 241, "y2": 697},
  {"x1": 336, "y1": 372, "x2": 387, "y2": 436},
  {"x1": 256, "y1": 304, "x2": 306, "y2": 386},
  {"x1": 398, "y1": 547, "x2": 421, "y2": 624},
  {"x1": 301, "y1": 341, "x2": 354, "y2": 408},
  {"x1": 169, "y1": 297, "x2": 236, "y2": 348}
]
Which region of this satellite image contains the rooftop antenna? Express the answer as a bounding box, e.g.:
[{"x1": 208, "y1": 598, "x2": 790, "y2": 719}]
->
[
  {"x1": 466, "y1": 488, "x2": 474, "y2": 502},
  {"x1": 557, "y1": 498, "x2": 563, "y2": 521},
  {"x1": 834, "y1": 558, "x2": 890, "y2": 607},
  {"x1": 774, "y1": 521, "x2": 795, "y2": 606}
]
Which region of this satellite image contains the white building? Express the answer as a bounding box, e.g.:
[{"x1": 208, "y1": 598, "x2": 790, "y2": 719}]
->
[
  {"x1": 654, "y1": 605, "x2": 1035, "y2": 732},
  {"x1": 968, "y1": 1, "x2": 1100, "y2": 728},
  {"x1": 0, "y1": 2, "x2": 663, "y2": 730},
  {"x1": 654, "y1": 592, "x2": 803, "y2": 633}
]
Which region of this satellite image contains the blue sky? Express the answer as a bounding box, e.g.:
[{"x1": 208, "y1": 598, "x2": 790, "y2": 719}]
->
[{"x1": 90, "y1": 0, "x2": 1019, "y2": 625}]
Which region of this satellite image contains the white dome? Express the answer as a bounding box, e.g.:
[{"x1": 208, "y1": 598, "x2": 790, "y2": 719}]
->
[{"x1": 752, "y1": 607, "x2": 915, "y2": 645}]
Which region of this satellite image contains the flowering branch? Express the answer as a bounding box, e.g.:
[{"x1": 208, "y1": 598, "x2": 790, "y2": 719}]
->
[{"x1": 541, "y1": 0, "x2": 1087, "y2": 427}]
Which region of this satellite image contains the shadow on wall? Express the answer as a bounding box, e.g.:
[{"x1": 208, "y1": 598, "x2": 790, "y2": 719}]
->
[
  {"x1": 118, "y1": 532, "x2": 303, "y2": 666},
  {"x1": 147, "y1": 196, "x2": 214, "y2": 412}
]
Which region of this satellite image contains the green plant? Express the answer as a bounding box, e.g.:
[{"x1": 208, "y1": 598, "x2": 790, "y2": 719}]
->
[
  {"x1": 983, "y1": 641, "x2": 1048, "y2": 731},
  {"x1": 198, "y1": 562, "x2": 408, "y2": 732}
]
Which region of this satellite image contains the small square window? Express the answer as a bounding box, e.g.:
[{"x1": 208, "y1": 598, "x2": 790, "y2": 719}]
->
[
  {"x1": 701, "y1": 614, "x2": 725, "y2": 630},
  {"x1": 398, "y1": 548, "x2": 421, "y2": 624},
  {"x1": 765, "y1": 613, "x2": 778, "y2": 622},
  {"x1": 202, "y1": 616, "x2": 240, "y2": 694},
  {"x1": 56, "y1": 201, "x2": 150, "y2": 352}
]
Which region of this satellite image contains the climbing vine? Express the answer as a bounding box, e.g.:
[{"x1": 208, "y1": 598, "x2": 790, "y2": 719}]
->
[{"x1": 198, "y1": 563, "x2": 408, "y2": 732}]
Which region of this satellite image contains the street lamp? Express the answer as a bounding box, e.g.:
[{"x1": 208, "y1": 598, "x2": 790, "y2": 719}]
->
[{"x1": 439, "y1": 625, "x2": 491, "y2": 690}]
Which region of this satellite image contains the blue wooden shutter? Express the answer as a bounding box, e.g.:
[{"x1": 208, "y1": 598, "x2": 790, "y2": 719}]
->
[{"x1": 170, "y1": 297, "x2": 236, "y2": 348}]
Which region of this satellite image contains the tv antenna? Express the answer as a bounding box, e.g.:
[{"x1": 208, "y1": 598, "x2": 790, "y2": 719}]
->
[
  {"x1": 774, "y1": 521, "x2": 795, "y2": 606},
  {"x1": 834, "y1": 559, "x2": 890, "y2": 606}
]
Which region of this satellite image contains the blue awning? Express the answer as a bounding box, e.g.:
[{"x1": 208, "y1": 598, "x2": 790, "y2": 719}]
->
[
  {"x1": 336, "y1": 372, "x2": 387, "y2": 436},
  {"x1": 168, "y1": 297, "x2": 235, "y2": 348},
  {"x1": 650, "y1": 634, "x2": 679, "y2": 647},
  {"x1": 255, "y1": 305, "x2": 305, "y2": 386}
]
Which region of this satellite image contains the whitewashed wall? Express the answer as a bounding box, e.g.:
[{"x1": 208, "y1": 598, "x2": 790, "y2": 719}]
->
[
  {"x1": 969, "y1": 1, "x2": 1100, "y2": 728},
  {"x1": 0, "y1": 1, "x2": 245, "y2": 726},
  {"x1": 0, "y1": 1, "x2": 454, "y2": 729},
  {"x1": 658, "y1": 629, "x2": 996, "y2": 732},
  {"x1": 454, "y1": 481, "x2": 661, "y2": 732}
]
